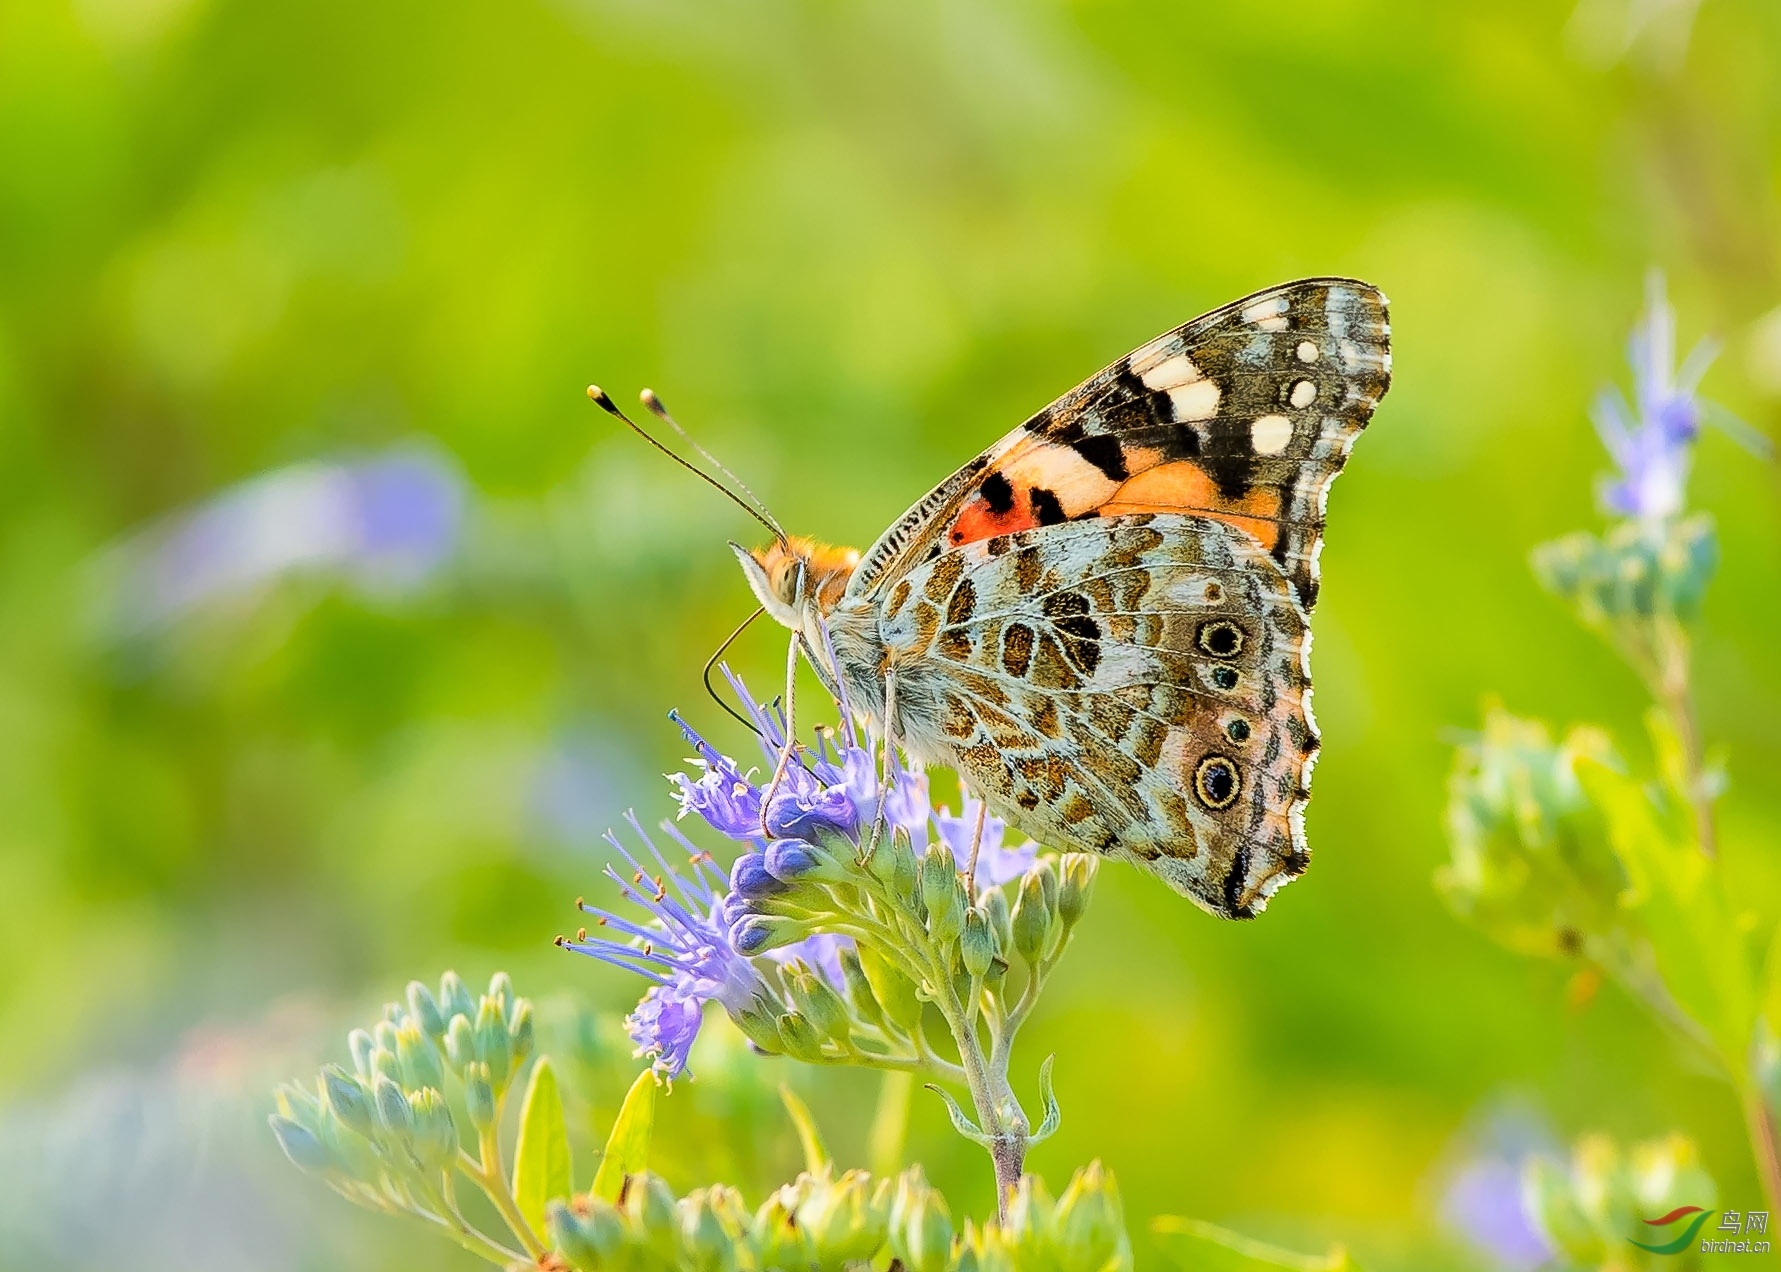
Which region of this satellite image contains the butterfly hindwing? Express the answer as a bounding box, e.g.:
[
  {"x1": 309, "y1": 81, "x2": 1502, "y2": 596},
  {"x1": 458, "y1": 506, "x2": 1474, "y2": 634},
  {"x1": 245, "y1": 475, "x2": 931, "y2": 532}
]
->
[
  {"x1": 849, "y1": 278, "x2": 1390, "y2": 613},
  {"x1": 876, "y1": 514, "x2": 1315, "y2": 918}
]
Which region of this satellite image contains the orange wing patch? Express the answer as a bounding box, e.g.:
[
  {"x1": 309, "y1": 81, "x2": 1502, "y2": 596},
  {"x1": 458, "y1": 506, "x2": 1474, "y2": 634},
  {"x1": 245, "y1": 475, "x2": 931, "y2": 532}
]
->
[{"x1": 1100, "y1": 462, "x2": 1283, "y2": 551}]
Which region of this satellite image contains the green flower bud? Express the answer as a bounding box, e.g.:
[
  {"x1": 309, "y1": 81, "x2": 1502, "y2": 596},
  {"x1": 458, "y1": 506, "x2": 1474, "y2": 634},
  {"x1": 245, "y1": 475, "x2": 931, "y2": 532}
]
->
[
  {"x1": 753, "y1": 1190, "x2": 814, "y2": 1270},
  {"x1": 380, "y1": 1001, "x2": 406, "y2": 1027},
  {"x1": 799, "y1": 1168, "x2": 886, "y2": 1264},
  {"x1": 923, "y1": 845, "x2": 967, "y2": 951},
  {"x1": 1058, "y1": 854, "x2": 1097, "y2": 929},
  {"x1": 474, "y1": 995, "x2": 513, "y2": 1090},
  {"x1": 373, "y1": 1019, "x2": 400, "y2": 1056},
  {"x1": 1629, "y1": 1133, "x2": 1717, "y2": 1220},
  {"x1": 269, "y1": 1114, "x2": 333, "y2": 1175},
  {"x1": 981, "y1": 884, "x2": 1014, "y2": 954},
  {"x1": 489, "y1": 971, "x2": 516, "y2": 1019},
  {"x1": 1012, "y1": 866, "x2": 1053, "y2": 964},
  {"x1": 444, "y1": 1013, "x2": 475, "y2": 1070},
  {"x1": 891, "y1": 1167, "x2": 953, "y2": 1272},
  {"x1": 1004, "y1": 1174, "x2": 1055, "y2": 1267},
  {"x1": 623, "y1": 1171, "x2": 681, "y2": 1263},
  {"x1": 509, "y1": 999, "x2": 536, "y2": 1069},
  {"x1": 405, "y1": 981, "x2": 446, "y2": 1038},
  {"x1": 550, "y1": 1196, "x2": 626, "y2": 1271},
  {"x1": 961, "y1": 906, "x2": 997, "y2": 978},
  {"x1": 1055, "y1": 1161, "x2": 1129, "y2": 1271},
  {"x1": 955, "y1": 1218, "x2": 1016, "y2": 1272},
  {"x1": 438, "y1": 970, "x2": 475, "y2": 1023},
  {"x1": 409, "y1": 1087, "x2": 458, "y2": 1173},
  {"x1": 776, "y1": 1011, "x2": 829, "y2": 1062},
  {"x1": 274, "y1": 1081, "x2": 323, "y2": 1132},
  {"x1": 731, "y1": 1001, "x2": 788, "y2": 1055},
  {"x1": 786, "y1": 964, "x2": 851, "y2": 1045},
  {"x1": 464, "y1": 1061, "x2": 496, "y2": 1132},
  {"x1": 321, "y1": 1065, "x2": 376, "y2": 1140},
  {"x1": 369, "y1": 1046, "x2": 402, "y2": 1088},
  {"x1": 679, "y1": 1186, "x2": 747, "y2": 1272},
  {"x1": 347, "y1": 1029, "x2": 376, "y2": 1081},
  {"x1": 839, "y1": 947, "x2": 886, "y2": 1029},
  {"x1": 856, "y1": 945, "x2": 923, "y2": 1033},
  {"x1": 372, "y1": 1073, "x2": 414, "y2": 1144},
  {"x1": 396, "y1": 1022, "x2": 444, "y2": 1094}
]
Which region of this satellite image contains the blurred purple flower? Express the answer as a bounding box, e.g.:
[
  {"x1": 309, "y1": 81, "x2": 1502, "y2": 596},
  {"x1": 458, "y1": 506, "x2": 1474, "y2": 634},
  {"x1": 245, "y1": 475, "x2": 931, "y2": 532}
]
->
[
  {"x1": 1438, "y1": 1107, "x2": 1557, "y2": 1270},
  {"x1": 1591, "y1": 271, "x2": 1720, "y2": 523},
  {"x1": 935, "y1": 799, "x2": 1037, "y2": 886},
  {"x1": 101, "y1": 443, "x2": 465, "y2": 634}
]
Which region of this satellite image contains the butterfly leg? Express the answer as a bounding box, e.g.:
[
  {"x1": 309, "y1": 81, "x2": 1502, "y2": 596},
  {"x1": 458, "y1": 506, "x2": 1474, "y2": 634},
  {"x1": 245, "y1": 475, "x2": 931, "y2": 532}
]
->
[
  {"x1": 758, "y1": 628, "x2": 803, "y2": 839},
  {"x1": 964, "y1": 796, "x2": 988, "y2": 894}
]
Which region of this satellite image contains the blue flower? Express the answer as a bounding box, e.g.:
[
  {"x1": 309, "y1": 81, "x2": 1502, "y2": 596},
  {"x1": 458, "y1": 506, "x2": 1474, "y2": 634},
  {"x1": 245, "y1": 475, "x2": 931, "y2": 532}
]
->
[
  {"x1": 557, "y1": 817, "x2": 770, "y2": 1078},
  {"x1": 668, "y1": 713, "x2": 765, "y2": 843},
  {"x1": 1591, "y1": 271, "x2": 1722, "y2": 523}
]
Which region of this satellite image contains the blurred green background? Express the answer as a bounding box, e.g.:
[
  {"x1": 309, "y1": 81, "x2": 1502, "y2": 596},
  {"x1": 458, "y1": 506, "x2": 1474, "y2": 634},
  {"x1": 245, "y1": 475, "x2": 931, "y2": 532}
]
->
[{"x1": 1, "y1": 0, "x2": 1779, "y2": 1267}]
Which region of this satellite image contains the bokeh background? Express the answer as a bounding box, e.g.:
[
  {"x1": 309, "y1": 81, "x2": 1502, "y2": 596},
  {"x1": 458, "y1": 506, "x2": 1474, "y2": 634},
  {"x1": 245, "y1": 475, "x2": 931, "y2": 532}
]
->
[{"x1": 2, "y1": 0, "x2": 1779, "y2": 1268}]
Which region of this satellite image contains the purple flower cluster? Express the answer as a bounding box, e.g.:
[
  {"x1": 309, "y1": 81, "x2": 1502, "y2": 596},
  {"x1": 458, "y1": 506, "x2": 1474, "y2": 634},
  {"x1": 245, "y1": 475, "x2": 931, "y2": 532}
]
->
[
  {"x1": 1591, "y1": 271, "x2": 1720, "y2": 523},
  {"x1": 562, "y1": 669, "x2": 1037, "y2": 1077}
]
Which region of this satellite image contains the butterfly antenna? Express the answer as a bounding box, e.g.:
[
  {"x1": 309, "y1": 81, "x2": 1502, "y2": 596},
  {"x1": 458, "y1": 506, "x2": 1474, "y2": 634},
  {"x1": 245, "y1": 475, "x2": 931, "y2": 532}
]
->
[
  {"x1": 586, "y1": 386, "x2": 786, "y2": 545},
  {"x1": 703, "y1": 605, "x2": 768, "y2": 737},
  {"x1": 640, "y1": 389, "x2": 786, "y2": 542}
]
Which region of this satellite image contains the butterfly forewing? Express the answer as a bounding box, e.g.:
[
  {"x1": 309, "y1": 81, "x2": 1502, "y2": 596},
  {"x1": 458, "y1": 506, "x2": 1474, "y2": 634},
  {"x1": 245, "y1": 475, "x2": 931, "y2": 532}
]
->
[
  {"x1": 874, "y1": 514, "x2": 1315, "y2": 918},
  {"x1": 848, "y1": 278, "x2": 1390, "y2": 613}
]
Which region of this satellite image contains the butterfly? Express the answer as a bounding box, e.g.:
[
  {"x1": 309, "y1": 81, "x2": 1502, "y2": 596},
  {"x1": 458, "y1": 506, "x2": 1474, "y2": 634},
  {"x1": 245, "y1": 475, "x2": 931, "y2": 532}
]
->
[{"x1": 725, "y1": 278, "x2": 1390, "y2": 918}]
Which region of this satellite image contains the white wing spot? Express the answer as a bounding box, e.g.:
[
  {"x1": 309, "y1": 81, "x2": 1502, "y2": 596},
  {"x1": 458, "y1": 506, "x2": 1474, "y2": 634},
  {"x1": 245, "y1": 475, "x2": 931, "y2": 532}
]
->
[
  {"x1": 1289, "y1": 380, "x2": 1317, "y2": 409},
  {"x1": 1251, "y1": 414, "x2": 1293, "y2": 455},
  {"x1": 1138, "y1": 352, "x2": 1202, "y2": 391},
  {"x1": 1295, "y1": 341, "x2": 1318, "y2": 364},
  {"x1": 1241, "y1": 297, "x2": 1291, "y2": 333},
  {"x1": 1167, "y1": 379, "x2": 1221, "y2": 422}
]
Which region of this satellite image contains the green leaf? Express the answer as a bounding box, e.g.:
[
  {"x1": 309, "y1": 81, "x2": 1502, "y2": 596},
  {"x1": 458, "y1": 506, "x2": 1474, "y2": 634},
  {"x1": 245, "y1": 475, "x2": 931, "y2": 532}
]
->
[
  {"x1": 1151, "y1": 1217, "x2": 1361, "y2": 1271},
  {"x1": 778, "y1": 1084, "x2": 832, "y2": 1174},
  {"x1": 592, "y1": 1068, "x2": 657, "y2": 1202},
  {"x1": 512, "y1": 1057, "x2": 572, "y2": 1235}
]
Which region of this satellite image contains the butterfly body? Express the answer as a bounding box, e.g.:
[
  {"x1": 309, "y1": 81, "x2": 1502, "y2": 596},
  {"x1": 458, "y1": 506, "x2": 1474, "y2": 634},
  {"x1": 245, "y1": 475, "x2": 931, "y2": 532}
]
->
[{"x1": 736, "y1": 278, "x2": 1390, "y2": 918}]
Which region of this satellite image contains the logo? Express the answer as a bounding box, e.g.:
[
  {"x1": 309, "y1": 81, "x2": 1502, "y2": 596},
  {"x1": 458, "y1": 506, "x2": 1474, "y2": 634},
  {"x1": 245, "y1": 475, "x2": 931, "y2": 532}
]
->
[{"x1": 1631, "y1": 1206, "x2": 1770, "y2": 1256}]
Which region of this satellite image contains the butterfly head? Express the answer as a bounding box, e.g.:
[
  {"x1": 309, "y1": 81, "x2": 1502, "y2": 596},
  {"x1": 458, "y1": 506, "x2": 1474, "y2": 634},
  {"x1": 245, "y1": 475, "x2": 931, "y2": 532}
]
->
[{"x1": 732, "y1": 536, "x2": 859, "y2": 630}]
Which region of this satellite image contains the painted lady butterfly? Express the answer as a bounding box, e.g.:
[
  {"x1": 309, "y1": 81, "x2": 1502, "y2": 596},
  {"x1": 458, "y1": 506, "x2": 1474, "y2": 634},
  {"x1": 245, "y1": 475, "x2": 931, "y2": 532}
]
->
[{"x1": 662, "y1": 279, "x2": 1388, "y2": 918}]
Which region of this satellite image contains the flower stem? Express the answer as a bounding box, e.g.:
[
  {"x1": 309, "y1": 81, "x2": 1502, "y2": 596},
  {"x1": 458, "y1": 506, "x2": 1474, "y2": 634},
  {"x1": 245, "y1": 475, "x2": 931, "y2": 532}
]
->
[
  {"x1": 1654, "y1": 617, "x2": 1716, "y2": 860},
  {"x1": 1742, "y1": 1081, "x2": 1781, "y2": 1216},
  {"x1": 457, "y1": 1122, "x2": 547, "y2": 1261}
]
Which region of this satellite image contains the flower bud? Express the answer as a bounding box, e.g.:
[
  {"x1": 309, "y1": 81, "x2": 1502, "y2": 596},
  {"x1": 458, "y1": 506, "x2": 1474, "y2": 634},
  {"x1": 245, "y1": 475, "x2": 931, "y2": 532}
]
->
[
  {"x1": 730, "y1": 1002, "x2": 787, "y2": 1055},
  {"x1": 1012, "y1": 866, "x2": 1053, "y2": 964},
  {"x1": 322, "y1": 1065, "x2": 377, "y2": 1140},
  {"x1": 623, "y1": 1171, "x2": 681, "y2": 1262},
  {"x1": 764, "y1": 839, "x2": 826, "y2": 885},
  {"x1": 464, "y1": 1061, "x2": 496, "y2": 1132},
  {"x1": 839, "y1": 947, "x2": 886, "y2": 1029},
  {"x1": 961, "y1": 906, "x2": 997, "y2": 978},
  {"x1": 269, "y1": 1114, "x2": 333, "y2": 1174},
  {"x1": 368, "y1": 1046, "x2": 402, "y2": 1088},
  {"x1": 869, "y1": 827, "x2": 921, "y2": 905},
  {"x1": 891, "y1": 1167, "x2": 954, "y2": 1272},
  {"x1": 799, "y1": 1168, "x2": 886, "y2": 1264},
  {"x1": 405, "y1": 981, "x2": 446, "y2": 1038},
  {"x1": 733, "y1": 914, "x2": 809, "y2": 956},
  {"x1": 372, "y1": 1018, "x2": 399, "y2": 1054},
  {"x1": 347, "y1": 1029, "x2": 376, "y2": 1081},
  {"x1": 550, "y1": 1196, "x2": 626, "y2": 1270},
  {"x1": 730, "y1": 851, "x2": 788, "y2": 900},
  {"x1": 372, "y1": 1074, "x2": 414, "y2": 1154},
  {"x1": 1055, "y1": 1161, "x2": 1129, "y2": 1270},
  {"x1": 776, "y1": 1012, "x2": 829, "y2": 1062},
  {"x1": 396, "y1": 1022, "x2": 444, "y2": 1094},
  {"x1": 923, "y1": 844, "x2": 966, "y2": 950},
  {"x1": 474, "y1": 995, "x2": 513, "y2": 1090},
  {"x1": 981, "y1": 884, "x2": 1014, "y2": 953},
  {"x1": 786, "y1": 964, "x2": 851, "y2": 1045},
  {"x1": 1058, "y1": 854, "x2": 1097, "y2": 929},
  {"x1": 753, "y1": 1191, "x2": 814, "y2": 1271},
  {"x1": 509, "y1": 999, "x2": 536, "y2": 1069},
  {"x1": 443, "y1": 1013, "x2": 475, "y2": 1070},
  {"x1": 1004, "y1": 1173, "x2": 1055, "y2": 1266},
  {"x1": 856, "y1": 945, "x2": 923, "y2": 1033},
  {"x1": 409, "y1": 1087, "x2": 458, "y2": 1173},
  {"x1": 679, "y1": 1186, "x2": 746, "y2": 1272},
  {"x1": 438, "y1": 970, "x2": 475, "y2": 1022},
  {"x1": 274, "y1": 1081, "x2": 324, "y2": 1132},
  {"x1": 489, "y1": 971, "x2": 516, "y2": 1019}
]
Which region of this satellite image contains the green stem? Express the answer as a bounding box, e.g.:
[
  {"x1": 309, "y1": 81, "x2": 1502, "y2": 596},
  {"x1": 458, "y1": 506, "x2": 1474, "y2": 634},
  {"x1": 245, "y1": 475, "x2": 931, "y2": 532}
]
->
[
  {"x1": 1739, "y1": 1081, "x2": 1781, "y2": 1218},
  {"x1": 457, "y1": 1123, "x2": 547, "y2": 1261}
]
